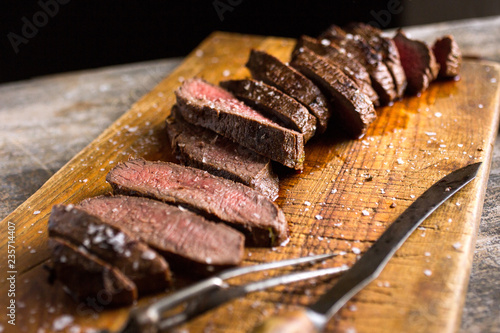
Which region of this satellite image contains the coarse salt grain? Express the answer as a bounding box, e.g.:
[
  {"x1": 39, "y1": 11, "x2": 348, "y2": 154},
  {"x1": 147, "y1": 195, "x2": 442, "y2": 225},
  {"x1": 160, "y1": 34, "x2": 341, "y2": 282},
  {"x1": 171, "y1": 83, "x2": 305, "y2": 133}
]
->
[
  {"x1": 453, "y1": 242, "x2": 462, "y2": 250},
  {"x1": 361, "y1": 210, "x2": 369, "y2": 216},
  {"x1": 33, "y1": 210, "x2": 41, "y2": 215},
  {"x1": 52, "y1": 315, "x2": 74, "y2": 331},
  {"x1": 352, "y1": 247, "x2": 361, "y2": 254},
  {"x1": 396, "y1": 158, "x2": 404, "y2": 165},
  {"x1": 424, "y1": 269, "x2": 432, "y2": 276},
  {"x1": 315, "y1": 215, "x2": 323, "y2": 220},
  {"x1": 304, "y1": 201, "x2": 311, "y2": 206}
]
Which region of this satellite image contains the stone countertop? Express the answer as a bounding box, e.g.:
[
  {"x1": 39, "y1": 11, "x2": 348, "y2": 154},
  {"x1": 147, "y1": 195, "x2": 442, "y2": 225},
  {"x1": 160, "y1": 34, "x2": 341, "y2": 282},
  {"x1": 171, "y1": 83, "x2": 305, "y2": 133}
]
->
[{"x1": 1, "y1": 16, "x2": 499, "y2": 333}]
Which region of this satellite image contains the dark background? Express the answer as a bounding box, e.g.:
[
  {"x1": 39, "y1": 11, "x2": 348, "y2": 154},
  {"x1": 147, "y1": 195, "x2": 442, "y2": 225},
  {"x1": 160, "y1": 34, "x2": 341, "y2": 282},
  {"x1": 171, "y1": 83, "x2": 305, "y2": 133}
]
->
[{"x1": 1, "y1": 0, "x2": 499, "y2": 84}]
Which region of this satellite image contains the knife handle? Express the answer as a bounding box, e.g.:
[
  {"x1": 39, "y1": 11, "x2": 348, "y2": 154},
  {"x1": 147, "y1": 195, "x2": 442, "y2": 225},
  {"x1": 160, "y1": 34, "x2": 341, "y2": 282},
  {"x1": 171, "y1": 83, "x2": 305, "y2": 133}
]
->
[{"x1": 252, "y1": 309, "x2": 319, "y2": 333}]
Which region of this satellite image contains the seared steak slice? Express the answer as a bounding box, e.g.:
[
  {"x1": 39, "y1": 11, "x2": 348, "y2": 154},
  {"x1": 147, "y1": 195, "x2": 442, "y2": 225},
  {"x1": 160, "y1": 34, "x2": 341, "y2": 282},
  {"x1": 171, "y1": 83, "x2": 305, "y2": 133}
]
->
[
  {"x1": 175, "y1": 78, "x2": 304, "y2": 170},
  {"x1": 291, "y1": 47, "x2": 376, "y2": 138},
  {"x1": 50, "y1": 237, "x2": 137, "y2": 306},
  {"x1": 167, "y1": 107, "x2": 279, "y2": 200},
  {"x1": 49, "y1": 205, "x2": 171, "y2": 294},
  {"x1": 220, "y1": 79, "x2": 317, "y2": 141},
  {"x1": 393, "y1": 30, "x2": 440, "y2": 95},
  {"x1": 319, "y1": 24, "x2": 397, "y2": 105},
  {"x1": 344, "y1": 23, "x2": 407, "y2": 98},
  {"x1": 106, "y1": 159, "x2": 289, "y2": 247},
  {"x1": 77, "y1": 195, "x2": 245, "y2": 270},
  {"x1": 293, "y1": 35, "x2": 379, "y2": 106},
  {"x1": 245, "y1": 49, "x2": 330, "y2": 133},
  {"x1": 432, "y1": 35, "x2": 462, "y2": 79}
]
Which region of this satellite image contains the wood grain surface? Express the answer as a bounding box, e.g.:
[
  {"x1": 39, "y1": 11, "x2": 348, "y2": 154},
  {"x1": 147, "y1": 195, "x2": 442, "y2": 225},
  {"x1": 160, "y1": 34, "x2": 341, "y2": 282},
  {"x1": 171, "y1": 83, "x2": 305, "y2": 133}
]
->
[{"x1": 0, "y1": 31, "x2": 499, "y2": 333}]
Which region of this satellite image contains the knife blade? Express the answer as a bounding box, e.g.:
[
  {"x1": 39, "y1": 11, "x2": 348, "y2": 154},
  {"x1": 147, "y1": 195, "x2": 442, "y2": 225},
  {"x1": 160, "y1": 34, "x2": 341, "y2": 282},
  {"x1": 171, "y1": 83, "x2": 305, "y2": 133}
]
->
[{"x1": 252, "y1": 162, "x2": 481, "y2": 333}]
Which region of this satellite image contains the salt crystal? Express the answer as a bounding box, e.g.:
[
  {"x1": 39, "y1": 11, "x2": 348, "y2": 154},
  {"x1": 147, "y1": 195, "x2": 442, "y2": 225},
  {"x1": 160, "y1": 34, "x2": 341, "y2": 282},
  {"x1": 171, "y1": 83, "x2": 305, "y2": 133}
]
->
[
  {"x1": 315, "y1": 215, "x2": 323, "y2": 220},
  {"x1": 381, "y1": 188, "x2": 385, "y2": 194},
  {"x1": 361, "y1": 210, "x2": 369, "y2": 216},
  {"x1": 304, "y1": 201, "x2": 311, "y2": 206},
  {"x1": 434, "y1": 112, "x2": 442, "y2": 117},
  {"x1": 331, "y1": 189, "x2": 337, "y2": 194},
  {"x1": 108, "y1": 232, "x2": 126, "y2": 253},
  {"x1": 448, "y1": 218, "x2": 452, "y2": 223},
  {"x1": 222, "y1": 69, "x2": 231, "y2": 77},
  {"x1": 349, "y1": 304, "x2": 358, "y2": 311},
  {"x1": 478, "y1": 104, "x2": 484, "y2": 109},
  {"x1": 52, "y1": 315, "x2": 74, "y2": 331},
  {"x1": 424, "y1": 252, "x2": 431, "y2": 257},
  {"x1": 33, "y1": 210, "x2": 41, "y2": 215},
  {"x1": 491, "y1": 78, "x2": 497, "y2": 83},
  {"x1": 141, "y1": 250, "x2": 157, "y2": 260},
  {"x1": 453, "y1": 242, "x2": 462, "y2": 250},
  {"x1": 65, "y1": 204, "x2": 74, "y2": 212},
  {"x1": 320, "y1": 39, "x2": 331, "y2": 46},
  {"x1": 396, "y1": 158, "x2": 404, "y2": 165},
  {"x1": 195, "y1": 49, "x2": 204, "y2": 57},
  {"x1": 410, "y1": 195, "x2": 415, "y2": 199},
  {"x1": 352, "y1": 247, "x2": 361, "y2": 254},
  {"x1": 457, "y1": 144, "x2": 464, "y2": 147},
  {"x1": 425, "y1": 132, "x2": 436, "y2": 136},
  {"x1": 206, "y1": 257, "x2": 213, "y2": 264},
  {"x1": 127, "y1": 126, "x2": 138, "y2": 133},
  {"x1": 424, "y1": 269, "x2": 432, "y2": 276}
]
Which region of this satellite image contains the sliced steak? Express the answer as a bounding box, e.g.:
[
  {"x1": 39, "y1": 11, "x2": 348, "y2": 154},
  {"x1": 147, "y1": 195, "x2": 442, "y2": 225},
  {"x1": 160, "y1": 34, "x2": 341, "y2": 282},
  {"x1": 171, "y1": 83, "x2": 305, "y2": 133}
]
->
[
  {"x1": 344, "y1": 22, "x2": 407, "y2": 98},
  {"x1": 166, "y1": 107, "x2": 279, "y2": 200},
  {"x1": 293, "y1": 35, "x2": 379, "y2": 106},
  {"x1": 106, "y1": 159, "x2": 289, "y2": 247},
  {"x1": 49, "y1": 205, "x2": 171, "y2": 294},
  {"x1": 50, "y1": 237, "x2": 137, "y2": 306},
  {"x1": 77, "y1": 195, "x2": 245, "y2": 271},
  {"x1": 319, "y1": 24, "x2": 397, "y2": 105},
  {"x1": 175, "y1": 78, "x2": 304, "y2": 170},
  {"x1": 290, "y1": 47, "x2": 376, "y2": 138},
  {"x1": 220, "y1": 79, "x2": 317, "y2": 141},
  {"x1": 245, "y1": 49, "x2": 330, "y2": 133},
  {"x1": 432, "y1": 35, "x2": 462, "y2": 79},
  {"x1": 393, "y1": 30, "x2": 440, "y2": 95}
]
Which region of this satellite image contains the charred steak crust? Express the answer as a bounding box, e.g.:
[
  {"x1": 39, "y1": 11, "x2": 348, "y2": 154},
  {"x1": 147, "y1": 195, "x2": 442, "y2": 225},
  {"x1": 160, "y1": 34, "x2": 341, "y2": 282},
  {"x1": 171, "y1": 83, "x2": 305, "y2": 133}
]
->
[
  {"x1": 293, "y1": 35, "x2": 380, "y2": 106},
  {"x1": 220, "y1": 79, "x2": 317, "y2": 142},
  {"x1": 319, "y1": 24, "x2": 397, "y2": 105},
  {"x1": 49, "y1": 237, "x2": 137, "y2": 306},
  {"x1": 344, "y1": 22, "x2": 407, "y2": 99},
  {"x1": 393, "y1": 30, "x2": 440, "y2": 95},
  {"x1": 77, "y1": 195, "x2": 245, "y2": 269},
  {"x1": 106, "y1": 159, "x2": 289, "y2": 247},
  {"x1": 167, "y1": 107, "x2": 279, "y2": 201},
  {"x1": 291, "y1": 47, "x2": 376, "y2": 138},
  {"x1": 49, "y1": 205, "x2": 171, "y2": 294},
  {"x1": 175, "y1": 78, "x2": 305, "y2": 170},
  {"x1": 245, "y1": 49, "x2": 330, "y2": 133},
  {"x1": 432, "y1": 35, "x2": 462, "y2": 79}
]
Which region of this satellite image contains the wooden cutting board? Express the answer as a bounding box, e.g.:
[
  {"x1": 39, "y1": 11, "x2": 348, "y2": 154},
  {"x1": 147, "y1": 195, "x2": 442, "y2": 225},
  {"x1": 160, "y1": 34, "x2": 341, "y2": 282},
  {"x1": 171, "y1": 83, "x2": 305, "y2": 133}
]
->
[{"x1": 1, "y1": 32, "x2": 499, "y2": 333}]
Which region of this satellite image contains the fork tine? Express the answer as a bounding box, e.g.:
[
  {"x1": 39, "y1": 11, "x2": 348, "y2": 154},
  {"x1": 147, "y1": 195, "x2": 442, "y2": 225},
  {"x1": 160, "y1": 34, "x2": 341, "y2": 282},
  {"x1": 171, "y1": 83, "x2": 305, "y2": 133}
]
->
[
  {"x1": 218, "y1": 253, "x2": 339, "y2": 280},
  {"x1": 123, "y1": 253, "x2": 340, "y2": 332},
  {"x1": 158, "y1": 265, "x2": 349, "y2": 331}
]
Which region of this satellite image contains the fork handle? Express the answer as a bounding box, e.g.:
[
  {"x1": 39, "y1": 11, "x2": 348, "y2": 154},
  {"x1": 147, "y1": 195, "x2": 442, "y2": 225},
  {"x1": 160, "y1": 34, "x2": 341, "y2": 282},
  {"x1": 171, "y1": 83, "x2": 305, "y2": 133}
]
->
[{"x1": 251, "y1": 309, "x2": 319, "y2": 333}]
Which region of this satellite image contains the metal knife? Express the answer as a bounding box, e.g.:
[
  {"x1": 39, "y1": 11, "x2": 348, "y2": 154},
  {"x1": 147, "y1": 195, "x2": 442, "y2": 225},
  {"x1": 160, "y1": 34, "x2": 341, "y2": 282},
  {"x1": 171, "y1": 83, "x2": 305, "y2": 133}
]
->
[{"x1": 252, "y1": 162, "x2": 481, "y2": 333}]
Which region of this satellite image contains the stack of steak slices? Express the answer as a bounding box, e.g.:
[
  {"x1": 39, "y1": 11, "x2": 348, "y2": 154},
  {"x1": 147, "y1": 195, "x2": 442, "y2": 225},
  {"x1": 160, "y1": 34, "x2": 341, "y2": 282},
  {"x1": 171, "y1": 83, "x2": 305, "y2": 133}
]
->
[{"x1": 48, "y1": 22, "x2": 462, "y2": 308}]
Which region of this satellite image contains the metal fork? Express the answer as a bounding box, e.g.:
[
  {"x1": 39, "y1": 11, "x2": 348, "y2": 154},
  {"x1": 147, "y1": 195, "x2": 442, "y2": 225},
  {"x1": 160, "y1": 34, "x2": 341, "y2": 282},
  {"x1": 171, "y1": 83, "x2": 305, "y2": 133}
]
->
[{"x1": 106, "y1": 253, "x2": 348, "y2": 333}]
